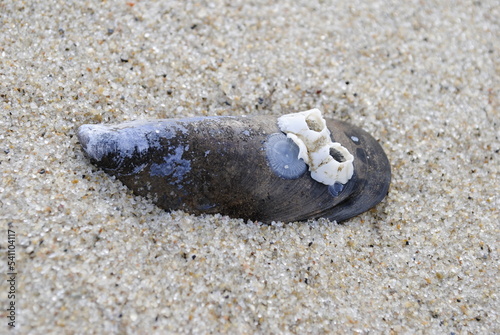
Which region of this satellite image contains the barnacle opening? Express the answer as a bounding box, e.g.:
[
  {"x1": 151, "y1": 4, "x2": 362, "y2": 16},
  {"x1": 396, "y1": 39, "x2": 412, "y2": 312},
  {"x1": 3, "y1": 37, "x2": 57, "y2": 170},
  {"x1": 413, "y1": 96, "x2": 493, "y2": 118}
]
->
[
  {"x1": 330, "y1": 148, "x2": 346, "y2": 163},
  {"x1": 305, "y1": 113, "x2": 323, "y2": 132}
]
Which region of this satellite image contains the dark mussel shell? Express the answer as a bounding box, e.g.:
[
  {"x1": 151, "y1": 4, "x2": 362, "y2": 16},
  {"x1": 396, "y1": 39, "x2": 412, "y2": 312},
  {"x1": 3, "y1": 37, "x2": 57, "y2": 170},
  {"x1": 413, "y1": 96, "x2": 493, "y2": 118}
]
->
[{"x1": 77, "y1": 114, "x2": 390, "y2": 223}]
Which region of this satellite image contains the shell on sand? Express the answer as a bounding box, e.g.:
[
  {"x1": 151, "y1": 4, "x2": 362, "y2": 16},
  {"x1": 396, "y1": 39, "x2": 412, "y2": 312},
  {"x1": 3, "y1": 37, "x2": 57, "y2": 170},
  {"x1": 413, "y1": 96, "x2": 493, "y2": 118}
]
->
[{"x1": 77, "y1": 114, "x2": 390, "y2": 223}]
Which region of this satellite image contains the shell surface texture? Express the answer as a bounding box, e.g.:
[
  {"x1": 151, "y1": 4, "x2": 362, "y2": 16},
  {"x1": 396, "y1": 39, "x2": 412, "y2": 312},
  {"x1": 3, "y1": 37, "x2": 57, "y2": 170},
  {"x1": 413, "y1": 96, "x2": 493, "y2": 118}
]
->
[{"x1": 77, "y1": 109, "x2": 391, "y2": 223}]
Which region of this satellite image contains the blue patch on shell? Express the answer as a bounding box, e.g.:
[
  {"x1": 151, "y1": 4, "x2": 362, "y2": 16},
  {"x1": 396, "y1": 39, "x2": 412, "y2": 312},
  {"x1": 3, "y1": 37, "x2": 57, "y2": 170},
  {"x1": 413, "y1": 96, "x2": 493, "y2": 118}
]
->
[
  {"x1": 150, "y1": 146, "x2": 191, "y2": 188},
  {"x1": 328, "y1": 182, "x2": 345, "y2": 197},
  {"x1": 265, "y1": 133, "x2": 307, "y2": 180}
]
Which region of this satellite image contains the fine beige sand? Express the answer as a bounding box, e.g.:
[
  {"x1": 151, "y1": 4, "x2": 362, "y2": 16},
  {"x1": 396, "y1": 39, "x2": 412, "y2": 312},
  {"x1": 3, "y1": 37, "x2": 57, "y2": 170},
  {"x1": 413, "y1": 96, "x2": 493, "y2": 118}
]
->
[{"x1": 1, "y1": 0, "x2": 499, "y2": 333}]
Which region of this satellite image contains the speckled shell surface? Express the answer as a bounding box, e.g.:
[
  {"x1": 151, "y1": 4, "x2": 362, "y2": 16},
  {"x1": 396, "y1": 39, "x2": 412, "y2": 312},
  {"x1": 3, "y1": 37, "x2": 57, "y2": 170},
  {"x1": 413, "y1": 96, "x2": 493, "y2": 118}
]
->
[{"x1": 78, "y1": 115, "x2": 390, "y2": 223}]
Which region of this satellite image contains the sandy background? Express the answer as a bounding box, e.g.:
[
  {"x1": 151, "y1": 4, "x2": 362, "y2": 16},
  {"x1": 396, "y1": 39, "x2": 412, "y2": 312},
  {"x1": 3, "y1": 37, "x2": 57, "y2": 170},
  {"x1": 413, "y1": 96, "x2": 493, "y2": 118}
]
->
[{"x1": 1, "y1": 0, "x2": 499, "y2": 333}]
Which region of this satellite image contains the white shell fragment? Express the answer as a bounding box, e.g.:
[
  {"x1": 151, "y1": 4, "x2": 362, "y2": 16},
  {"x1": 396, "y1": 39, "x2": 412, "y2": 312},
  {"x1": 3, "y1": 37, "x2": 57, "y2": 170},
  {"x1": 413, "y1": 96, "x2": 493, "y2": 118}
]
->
[{"x1": 277, "y1": 109, "x2": 354, "y2": 185}]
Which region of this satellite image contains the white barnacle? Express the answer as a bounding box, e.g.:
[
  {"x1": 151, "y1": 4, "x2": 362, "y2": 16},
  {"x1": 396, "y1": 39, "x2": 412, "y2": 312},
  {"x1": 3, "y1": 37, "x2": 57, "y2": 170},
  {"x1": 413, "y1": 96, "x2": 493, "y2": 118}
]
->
[{"x1": 277, "y1": 109, "x2": 354, "y2": 185}]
